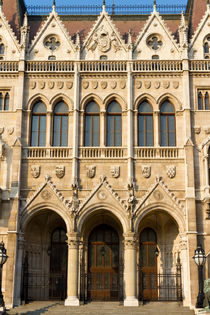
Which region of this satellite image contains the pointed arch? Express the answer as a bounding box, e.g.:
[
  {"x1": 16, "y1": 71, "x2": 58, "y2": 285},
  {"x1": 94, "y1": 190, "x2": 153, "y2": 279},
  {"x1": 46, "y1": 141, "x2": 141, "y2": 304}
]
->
[
  {"x1": 157, "y1": 93, "x2": 182, "y2": 111},
  {"x1": 80, "y1": 93, "x2": 103, "y2": 111},
  {"x1": 134, "y1": 93, "x2": 156, "y2": 111},
  {"x1": 50, "y1": 93, "x2": 73, "y2": 111},
  {"x1": 28, "y1": 93, "x2": 49, "y2": 111},
  {"x1": 104, "y1": 93, "x2": 127, "y2": 111}
]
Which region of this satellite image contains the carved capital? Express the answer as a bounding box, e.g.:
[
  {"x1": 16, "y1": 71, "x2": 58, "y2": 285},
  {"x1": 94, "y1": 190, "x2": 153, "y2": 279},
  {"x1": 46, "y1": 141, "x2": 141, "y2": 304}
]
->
[
  {"x1": 67, "y1": 234, "x2": 80, "y2": 249},
  {"x1": 123, "y1": 233, "x2": 137, "y2": 249}
]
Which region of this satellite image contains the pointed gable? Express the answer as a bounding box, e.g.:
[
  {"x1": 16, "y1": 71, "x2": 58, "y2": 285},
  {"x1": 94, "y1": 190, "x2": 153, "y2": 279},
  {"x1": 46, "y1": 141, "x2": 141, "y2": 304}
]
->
[
  {"x1": 189, "y1": 3, "x2": 210, "y2": 59},
  {"x1": 0, "y1": 5, "x2": 20, "y2": 60},
  {"x1": 28, "y1": 7, "x2": 77, "y2": 61},
  {"x1": 82, "y1": 8, "x2": 128, "y2": 60},
  {"x1": 134, "y1": 9, "x2": 180, "y2": 60}
]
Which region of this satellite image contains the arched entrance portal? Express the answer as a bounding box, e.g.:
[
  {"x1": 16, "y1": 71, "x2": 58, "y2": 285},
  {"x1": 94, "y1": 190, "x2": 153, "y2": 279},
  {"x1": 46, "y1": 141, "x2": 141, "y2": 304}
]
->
[
  {"x1": 23, "y1": 210, "x2": 67, "y2": 301},
  {"x1": 88, "y1": 224, "x2": 119, "y2": 301}
]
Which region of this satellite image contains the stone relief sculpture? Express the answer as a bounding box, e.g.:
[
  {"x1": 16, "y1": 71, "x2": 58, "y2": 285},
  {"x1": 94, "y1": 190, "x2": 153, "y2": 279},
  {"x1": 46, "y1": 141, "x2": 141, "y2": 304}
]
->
[
  {"x1": 30, "y1": 165, "x2": 40, "y2": 178},
  {"x1": 55, "y1": 165, "x2": 65, "y2": 178},
  {"x1": 0, "y1": 140, "x2": 5, "y2": 160},
  {"x1": 167, "y1": 165, "x2": 176, "y2": 178},
  {"x1": 110, "y1": 166, "x2": 120, "y2": 178},
  {"x1": 142, "y1": 165, "x2": 151, "y2": 178},
  {"x1": 86, "y1": 165, "x2": 96, "y2": 178}
]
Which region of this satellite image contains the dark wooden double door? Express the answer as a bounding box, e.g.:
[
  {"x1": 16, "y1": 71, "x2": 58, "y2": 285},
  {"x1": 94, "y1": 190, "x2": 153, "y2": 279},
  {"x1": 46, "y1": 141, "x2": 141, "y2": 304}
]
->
[
  {"x1": 49, "y1": 228, "x2": 67, "y2": 300},
  {"x1": 88, "y1": 224, "x2": 119, "y2": 301}
]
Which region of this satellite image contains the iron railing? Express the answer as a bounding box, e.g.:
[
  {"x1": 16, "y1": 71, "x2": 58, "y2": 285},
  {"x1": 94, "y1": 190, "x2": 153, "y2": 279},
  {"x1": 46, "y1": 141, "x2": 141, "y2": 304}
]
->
[{"x1": 26, "y1": 4, "x2": 187, "y2": 15}]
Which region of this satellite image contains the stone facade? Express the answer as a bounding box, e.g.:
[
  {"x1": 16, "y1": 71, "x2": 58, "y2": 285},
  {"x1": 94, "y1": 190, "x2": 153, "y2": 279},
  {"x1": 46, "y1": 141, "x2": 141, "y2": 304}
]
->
[{"x1": 0, "y1": 0, "x2": 210, "y2": 311}]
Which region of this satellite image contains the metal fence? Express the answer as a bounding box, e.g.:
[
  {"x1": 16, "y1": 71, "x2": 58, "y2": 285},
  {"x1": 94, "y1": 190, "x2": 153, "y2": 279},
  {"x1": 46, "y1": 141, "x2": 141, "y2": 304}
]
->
[{"x1": 26, "y1": 4, "x2": 187, "y2": 15}]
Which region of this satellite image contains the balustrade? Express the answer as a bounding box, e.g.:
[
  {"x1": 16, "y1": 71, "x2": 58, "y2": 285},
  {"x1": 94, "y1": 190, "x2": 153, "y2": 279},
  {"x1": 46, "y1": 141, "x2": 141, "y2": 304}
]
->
[
  {"x1": 134, "y1": 147, "x2": 183, "y2": 159},
  {"x1": 79, "y1": 147, "x2": 127, "y2": 158},
  {"x1": 23, "y1": 147, "x2": 72, "y2": 158},
  {"x1": 26, "y1": 61, "x2": 74, "y2": 72},
  {"x1": 80, "y1": 61, "x2": 127, "y2": 72},
  {"x1": 132, "y1": 60, "x2": 183, "y2": 72},
  {"x1": 190, "y1": 60, "x2": 210, "y2": 71},
  {"x1": 0, "y1": 61, "x2": 19, "y2": 72}
]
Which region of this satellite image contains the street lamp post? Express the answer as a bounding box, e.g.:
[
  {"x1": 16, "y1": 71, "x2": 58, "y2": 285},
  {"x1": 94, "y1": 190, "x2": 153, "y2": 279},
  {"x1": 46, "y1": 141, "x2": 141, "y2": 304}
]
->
[
  {"x1": 193, "y1": 245, "x2": 206, "y2": 309},
  {"x1": 0, "y1": 241, "x2": 8, "y2": 313}
]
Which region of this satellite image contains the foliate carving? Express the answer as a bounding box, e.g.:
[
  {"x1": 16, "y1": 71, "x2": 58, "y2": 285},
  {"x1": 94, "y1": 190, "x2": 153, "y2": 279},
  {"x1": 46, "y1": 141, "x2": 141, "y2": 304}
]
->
[
  {"x1": 67, "y1": 239, "x2": 79, "y2": 249},
  {"x1": 110, "y1": 81, "x2": 117, "y2": 89},
  {"x1": 101, "y1": 81, "x2": 107, "y2": 89},
  {"x1": 97, "y1": 190, "x2": 107, "y2": 200},
  {"x1": 136, "y1": 80, "x2": 142, "y2": 89},
  {"x1": 82, "y1": 81, "x2": 89, "y2": 89},
  {"x1": 41, "y1": 189, "x2": 51, "y2": 200},
  {"x1": 179, "y1": 237, "x2": 187, "y2": 250},
  {"x1": 120, "y1": 80, "x2": 126, "y2": 89},
  {"x1": 194, "y1": 127, "x2": 201, "y2": 134},
  {"x1": 8, "y1": 127, "x2": 14, "y2": 135},
  {"x1": 163, "y1": 81, "x2": 170, "y2": 89},
  {"x1": 69, "y1": 192, "x2": 80, "y2": 213},
  {"x1": 144, "y1": 81, "x2": 151, "y2": 89},
  {"x1": 30, "y1": 165, "x2": 40, "y2": 178},
  {"x1": 110, "y1": 166, "x2": 120, "y2": 178},
  {"x1": 153, "y1": 189, "x2": 164, "y2": 201},
  {"x1": 142, "y1": 165, "x2": 151, "y2": 178},
  {"x1": 154, "y1": 81, "x2": 160, "y2": 89},
  {"x1": 173, "y1": 81, "x2": 179, "y2": 89},
  {"x1": 38, "y1": 81, "x2": 45, "y2": 89},
  {"x1": 86, "y1": 165, "x2": 96, "y2": 178},
  {"x1": 48, "y1": 81, "x2": 54, "y2": 89},
  {"x1": 57, "y1": 81, "x2": 64, "y2": 89},
  {"x1": 91, "y1": 81, "x2": 98, "y2": 89},
  {"x1": 167, "y1": 165, "x2": 176, "y2": 178},
  {"x1": 30, "y1": 81, "x2": 36, "y2": 89},
  {"x1": 123, "y1": 238, "x2": 136, "y2": 249},
  {"x1": 0, "y1": 127, "x2": 4, "y2": 135},
  {"x1": 66, "y1": 81, "x2": 73, "y2": 89},
  {"x1": 55, "y1": 165, "x2": 65, "y2": 178},
  {"x1": 0, "y1": 141, "x2": 5, "y2": 160}
]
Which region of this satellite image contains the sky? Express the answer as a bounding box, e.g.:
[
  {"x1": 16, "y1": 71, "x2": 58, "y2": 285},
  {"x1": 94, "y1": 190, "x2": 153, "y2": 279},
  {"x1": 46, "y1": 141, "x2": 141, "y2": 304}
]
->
[{"x1": 25, "y1": 0, "x2": 188, "y2": 6}]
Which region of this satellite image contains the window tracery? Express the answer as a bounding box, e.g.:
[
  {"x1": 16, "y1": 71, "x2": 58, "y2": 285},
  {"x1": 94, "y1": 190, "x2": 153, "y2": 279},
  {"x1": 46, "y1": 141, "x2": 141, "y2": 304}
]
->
[
  {"x1": 197, "y1": 90, "x2": 210, "y2": 110},
  {"x1": 204, "y1": 35, "x2": 210, "y2": 59},
  {"x1": 0, "y1": 92, "x2": 9, "y2": 111},
  {"x1": 147, "y1": 34, "x2": 163, "y2": 51}
]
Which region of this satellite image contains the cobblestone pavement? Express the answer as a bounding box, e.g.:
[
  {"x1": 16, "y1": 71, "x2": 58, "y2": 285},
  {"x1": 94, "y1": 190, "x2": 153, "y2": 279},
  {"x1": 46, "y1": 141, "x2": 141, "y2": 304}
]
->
[{"x1": 6, "y1": 301, "x2": 195, "y2": 315}]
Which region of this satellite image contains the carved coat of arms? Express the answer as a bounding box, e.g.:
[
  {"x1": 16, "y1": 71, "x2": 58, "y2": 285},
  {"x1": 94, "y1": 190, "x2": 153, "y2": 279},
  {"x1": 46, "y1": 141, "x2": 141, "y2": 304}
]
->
[
  {"x1": 55, "y1": 165, "x2": 65, "y2": 178},
  {"x1": 110, "y1": 166, "x2": 120, "y2": 178},
  {"x1": 31, "y1": 165, "x2": 40, "y2": 178},
  {"x1": 142, "y1": 165, "x2": 151, "y2": 178},
  {"x1": 167, "y1": 165, "x2": 176, "y2": 178},
  {"x1": 86, "y1": 165, "x2": 96, "y2": 178}
]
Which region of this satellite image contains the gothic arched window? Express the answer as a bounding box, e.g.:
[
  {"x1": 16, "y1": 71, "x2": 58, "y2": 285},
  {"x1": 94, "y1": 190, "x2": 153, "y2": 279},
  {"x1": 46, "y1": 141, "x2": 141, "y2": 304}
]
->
[
  {"x1": 204, "y1": 35, "x2": 210, "y2": 59},
  {"x1": 85, "y1": 101, "x2": 100, "y2": 146},
  {"x1": 160, "y1": 101, "x2": 176, "y2": 147},
  {"x1": 53, "y1": 102, "x2": 68, "y2": 147},
  {"x1": 106, "y1": 101, "x2": 122, "y2": 147},
  {"x1": 31, "y1": 101, "x2": 46, "y2": 147},
  {"x1": 0, "y1": 92, "x2": 10, "y2": 110},
  {"x1": 138, "y1": 101, "x2": 153, "y2": 146}
]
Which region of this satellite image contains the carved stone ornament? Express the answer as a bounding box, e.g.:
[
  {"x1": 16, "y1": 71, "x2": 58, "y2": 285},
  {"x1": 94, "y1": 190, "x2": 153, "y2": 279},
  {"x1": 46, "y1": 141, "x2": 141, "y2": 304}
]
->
[
  {"x1": 97, "y1": 190, "x2": 107, "y2": 200},
  {"x1": 166, "y1": 165, "x2": 176, "y2": 178},
  {"x1": 91, "y1": 81, "x2": 98, "y2": 89},
  {"x1": 194, "y1": 127, "x2": 201, "y2": 134},
  {"x1": 153, "y1": 190, "x2": 164, "y2": 201},
  {"x1": 86, "y1": 165, "x2": 96, "y2": 178},
  {"x1": 48, "y1": 81, "x2": 54, "y2": 89},
  {"x1": 0, "y1": 140, "x2": 5, "y2": 160},
  {"x1": 7, "y1": 127, "x2": 14, "y2": 135},
  {"x1": 142, "y1": 165, "x2": 151, "y2": 178},
  {"x1": 173, "y1": 81, "x2": 179, "y2": 89},
  {"x1": 41, "y1": 189, "x2": 51, "y2": 200},
  {"x1": 163, "y1": 81, "x2": 170, "y2": 89},
  {"x1": 110, "y1": 166, "x2": 120, "y2": 178},
  {"x1": 30, "y1": 165, "x2": 40, "y2": 178},
  {"x1": 55, "y1": 165, "x2": 65, "y2": 178},
  {"x1": 110, "y1": 81, "x2": 117, "y2": 89},
  {"x1": 0, "y1": 127, "x2": 4, "y2": 135},
  {"x1": 154, "y1": 81, "x2": 160, "y2": 89},
  {"x1": 66, "y1": 81, "x2": 73, "y2": 89},
  {"x1": 136, "y1": 81, "x2": 142, "y2": 89},
  {"x1": 82, "y1": 81, "x2": 89, "y2": 89},
  {"x1": 205, "y1": 128, "x2": 210, "y2": 135},
  {"x1": 120, "y1": 80, "x2": 126, "y2": 89},
  {"x1": 57, "y1": 81, "x2": 64, "y2": 89},
  {"x1": 101, "y1": 81, "x2": 107, "y2": 89},
  {"x1": 124, "y1": 239, "x2": 136, "y2": 249},
  {"x1": 144, "y1": 81, "x2": 151, "y2": 89},
  {"x1": 88, "y1": 26, "x2": 111, "y2": 52},
  {"x1": 38, "y1": 81, "x2": 45, "y2": 89},
  {"x1": 30, "y1": 81, "x2": 36, "y2": 89}
]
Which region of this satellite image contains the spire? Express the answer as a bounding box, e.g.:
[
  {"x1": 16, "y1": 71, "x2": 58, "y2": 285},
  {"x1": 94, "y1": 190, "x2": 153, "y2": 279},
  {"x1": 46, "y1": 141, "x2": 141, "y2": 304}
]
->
[
  {"x1": 153, "y1": 0, "x2": 156, "y2": 11},
  {"x1": 23, "y1": 12, "x2": 28, "y2": 28},
  {"x1": 103, "y1": 0, "x2": 106, "y2": 12},
  {"x1": 52, "y1": 0, "x2": 55, "y2": 10},
  {"x1": 0, "y1": 0, "x2": 3, "y2": 10},
  {"x1": 181, "y1": 11, "x2": 185, "y2": 27}
]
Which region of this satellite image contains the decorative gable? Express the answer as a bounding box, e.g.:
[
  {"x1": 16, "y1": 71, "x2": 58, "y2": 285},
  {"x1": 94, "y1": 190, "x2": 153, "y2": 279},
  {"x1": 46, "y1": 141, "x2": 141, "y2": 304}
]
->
[
  {"x1": 189, "y1": 4, "x2": 210, "y2": 59},
  {"x1": 0, "y1": 6, "x2": 20, "y2": 60},
  {"x1": 28, "y1": 6, "x2": 77, "y2": 61},
  {"x1": 82, "y1": 8, "x2": 128, "y2": 60},
  {"x1": 134, "y1": 8, "x2": 180, "y2": 60}
]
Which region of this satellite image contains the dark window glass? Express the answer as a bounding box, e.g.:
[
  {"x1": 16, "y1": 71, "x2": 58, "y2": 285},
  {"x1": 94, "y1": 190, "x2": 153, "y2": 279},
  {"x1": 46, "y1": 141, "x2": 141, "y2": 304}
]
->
[
  {"x1": 205, "y1": 92, "x2": 209, "y2": 110},
  {"x1": 0, "y1": 93, "x2": 2, "y2": 110},
  {"x1": 138, "y1": 101, "x2": 153, "y2": 146},
  {"x1": 4, "y1": 93, "x2": 9, "y2": 110},
  {"x1": 0, "y1": 44, "x2": 4, "y2": 55},
  {"x1": 198, "y1": 92, "x2": 203, "y2": 110},
  {"x1": 53, "y1": 102, "x2": 68, "y2": 146},
  {"x1": 31, "y1": 102, "x2": 46, "y2": 146},
  {"x1": 107, "y1": 101, "x2": 122, "y2": 146},
  {"x1": 85, "y1": 101, "x2": 100, "y2": 146},
  {"x1": 160, "y1": 101, "x2": 175, "y2": 147}
]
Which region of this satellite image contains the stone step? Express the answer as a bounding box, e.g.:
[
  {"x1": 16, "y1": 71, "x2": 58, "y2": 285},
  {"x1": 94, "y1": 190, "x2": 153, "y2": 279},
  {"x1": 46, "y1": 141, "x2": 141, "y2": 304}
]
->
[{"x1": 7, "y1": 301, "x2": 195, "y2": 315}]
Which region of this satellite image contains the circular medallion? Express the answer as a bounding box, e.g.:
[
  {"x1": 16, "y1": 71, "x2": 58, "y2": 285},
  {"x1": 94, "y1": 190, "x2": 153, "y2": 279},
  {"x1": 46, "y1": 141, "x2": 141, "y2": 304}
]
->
[
  {"x1": 153, "y1": 190, "x2": 163, "y2": 201},
  {"x1": 97, "y1": 190, "x2": 107, "y2": 200},
  {"x1": 41, "y1": 189, "x2": 51, "y2": 200}
]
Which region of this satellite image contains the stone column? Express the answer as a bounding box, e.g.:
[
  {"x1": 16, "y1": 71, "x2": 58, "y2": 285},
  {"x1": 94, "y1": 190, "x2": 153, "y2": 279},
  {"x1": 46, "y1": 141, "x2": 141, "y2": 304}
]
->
[
  {"x1": 123, "y1": 233, "x2": 139, "y2": 306},
  {"x1": 101, "y1": 111, "x2": 106, "y2": 147},
  {"x1": 154, "y1": 110, "x2": 159, "y2": 146},
  {"x1": 13, "y1": 233, "x2": 25, "y2": 306},
  {"x1": 127, "y1": 62, "x2": 134, "y2": 181},
  {"x1": 179, "y1": 234, "x2": 190, "y2": 307},
  {"x1": 46, "y1": 111, "x2": 52, "y2": 146},
  {"x1": 65, "y1": 233, "x2": 80, "y2": 306}
]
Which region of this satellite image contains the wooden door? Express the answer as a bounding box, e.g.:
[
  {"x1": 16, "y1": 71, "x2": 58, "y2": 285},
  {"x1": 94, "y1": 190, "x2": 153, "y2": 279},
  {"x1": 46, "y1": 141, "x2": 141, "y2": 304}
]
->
[
  {"x1": 49, "y1": 228, "x2": 67, "y2": 300},
  {"x1": 88, "y1": 224, "x2": 119, "y2": 301},
  {"x1": 140, "y1": 228, "x2": 158, "y2": 300}
]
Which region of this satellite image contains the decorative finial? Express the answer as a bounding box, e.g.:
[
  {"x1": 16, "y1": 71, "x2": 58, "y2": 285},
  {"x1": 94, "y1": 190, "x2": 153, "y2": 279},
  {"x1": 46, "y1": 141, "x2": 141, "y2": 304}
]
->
[
  {"x1": 103, "y1": 0, "x2": 105, "y2": 11},
  {"x1": 181, "y1": 11, "x2": 185, "y2": 27},
  {"x1": 0, "y1": 0, "x2": 3, "y2": 9},
  {"x1": 52, "y1": 0, "x2": 55, "y2": 9},
  {"x1": 153, "y1": 0, "x2": 156, "y2": 11}
]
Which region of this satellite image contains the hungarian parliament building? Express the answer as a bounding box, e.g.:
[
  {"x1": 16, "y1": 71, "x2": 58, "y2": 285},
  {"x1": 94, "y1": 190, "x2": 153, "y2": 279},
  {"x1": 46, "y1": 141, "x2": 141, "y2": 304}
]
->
[{"x1": 0, "y1": 0, "x2": 210, "y2": 311}]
